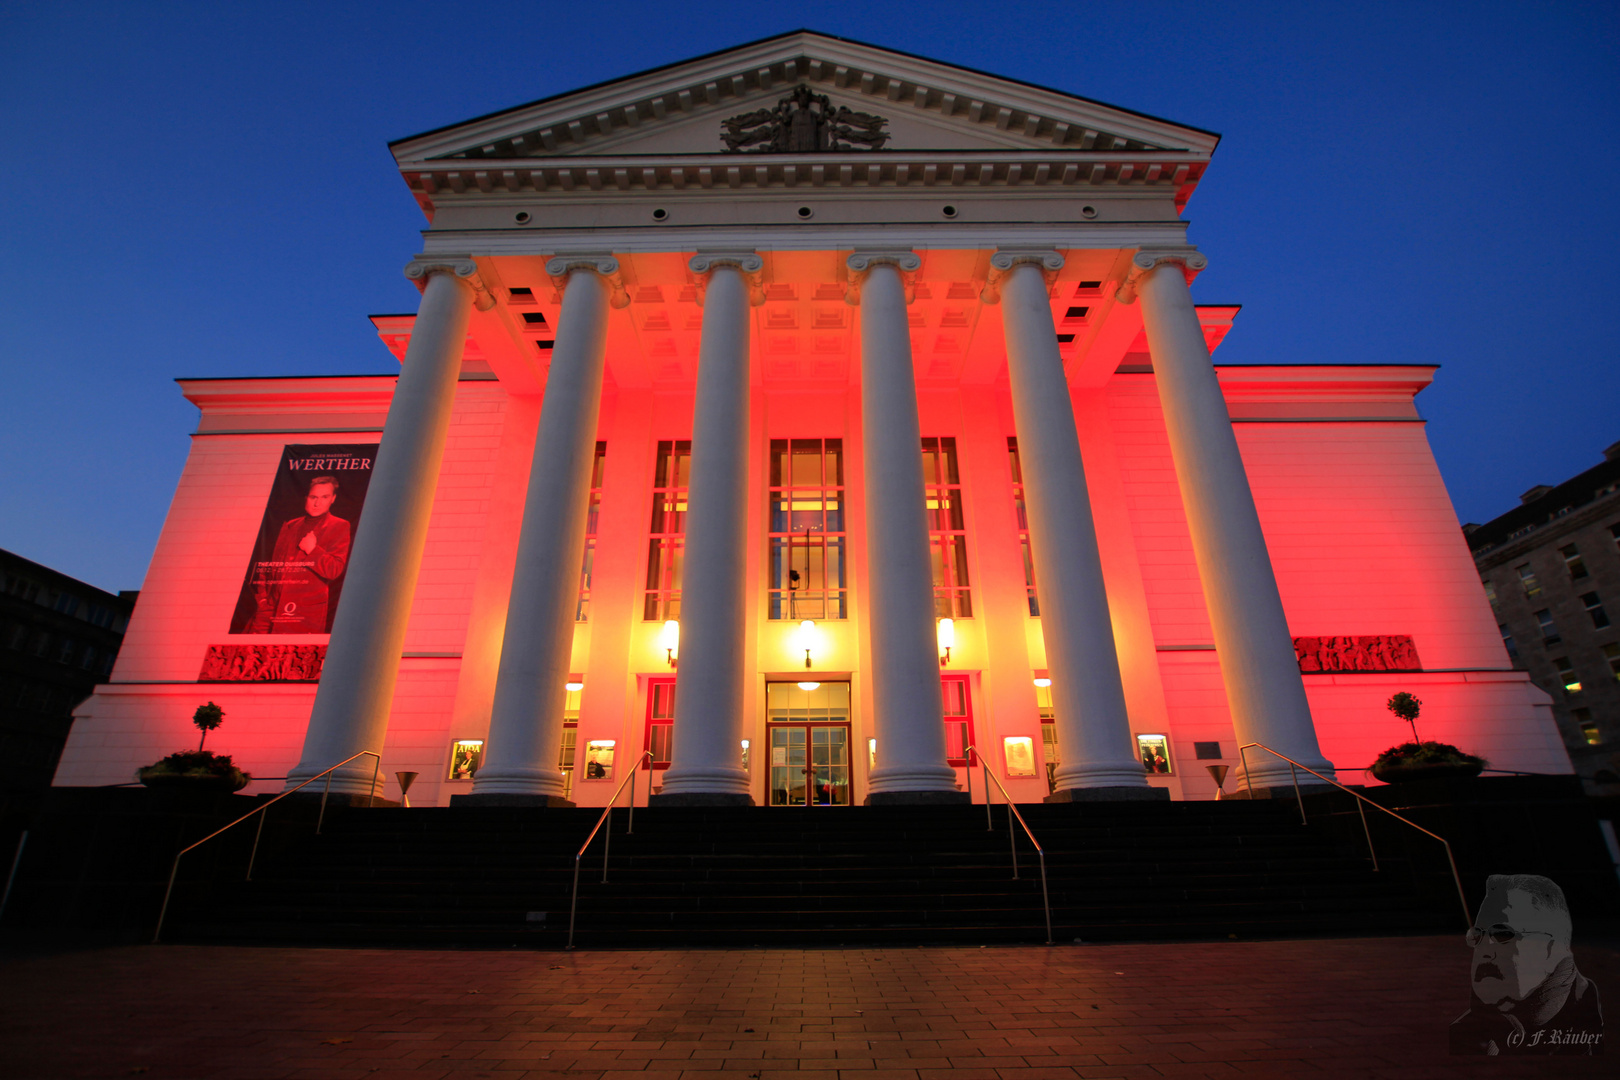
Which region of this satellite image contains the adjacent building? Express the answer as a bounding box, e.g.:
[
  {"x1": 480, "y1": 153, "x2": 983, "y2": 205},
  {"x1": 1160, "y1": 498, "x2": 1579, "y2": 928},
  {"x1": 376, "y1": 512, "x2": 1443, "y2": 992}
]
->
[
  {"x1": 1, "y1": 549, "x2": 134, "y2": 793},
  {"x1": 52, "y1": 31, "x2": 1572, "y2": 808},
  {"x1": 1466, "y1": 442, "x2": 1620, "y2": 795}
]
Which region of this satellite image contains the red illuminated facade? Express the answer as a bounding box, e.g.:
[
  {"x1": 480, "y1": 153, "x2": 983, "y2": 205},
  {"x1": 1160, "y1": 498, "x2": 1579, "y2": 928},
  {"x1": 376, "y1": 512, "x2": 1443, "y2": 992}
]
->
[{"x1": 54, "y1": 33, "x2": 1571, "y2": 806}]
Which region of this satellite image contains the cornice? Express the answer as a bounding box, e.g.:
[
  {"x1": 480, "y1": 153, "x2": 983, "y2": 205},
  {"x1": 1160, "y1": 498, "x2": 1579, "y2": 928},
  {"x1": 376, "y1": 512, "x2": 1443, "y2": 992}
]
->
[{"x1": 404, "y1": 150, "x2": 1206, "y2": 208}]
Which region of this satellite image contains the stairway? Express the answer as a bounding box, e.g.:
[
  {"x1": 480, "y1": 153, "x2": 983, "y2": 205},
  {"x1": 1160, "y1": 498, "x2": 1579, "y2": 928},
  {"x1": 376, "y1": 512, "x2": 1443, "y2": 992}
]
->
[{"x1": 168, "y1": 799, "x2": 1453, "y2": 947}]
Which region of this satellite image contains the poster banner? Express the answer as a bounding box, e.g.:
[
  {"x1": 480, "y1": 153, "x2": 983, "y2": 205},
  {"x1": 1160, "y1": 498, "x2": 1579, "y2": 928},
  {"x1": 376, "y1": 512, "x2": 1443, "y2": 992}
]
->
[{"x1": 229, "y1": 444, "x2": 378, "y2": 634}]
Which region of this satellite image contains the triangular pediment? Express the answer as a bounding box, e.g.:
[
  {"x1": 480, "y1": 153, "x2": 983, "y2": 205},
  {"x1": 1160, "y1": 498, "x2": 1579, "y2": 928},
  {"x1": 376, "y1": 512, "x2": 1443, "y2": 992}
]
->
[{"x1": 390, "y1": 30, "x2": 1218, "y2": 164}]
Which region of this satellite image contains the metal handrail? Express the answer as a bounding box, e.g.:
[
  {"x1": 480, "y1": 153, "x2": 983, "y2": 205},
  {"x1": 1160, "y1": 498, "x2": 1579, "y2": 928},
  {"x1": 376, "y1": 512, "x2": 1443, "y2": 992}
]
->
[
  {"x1": 566, "y1": 751, "x2": 653, "y2": 949},
  {"x1": 152, "y1": 750, "x2": 381, "y2": 943},
  {"x1": 963, "y1": 746, "x2": 1053, "y2": 945},
  {"x1": 1237, "y1": 742, "x2": 1472, "y2": 928}
]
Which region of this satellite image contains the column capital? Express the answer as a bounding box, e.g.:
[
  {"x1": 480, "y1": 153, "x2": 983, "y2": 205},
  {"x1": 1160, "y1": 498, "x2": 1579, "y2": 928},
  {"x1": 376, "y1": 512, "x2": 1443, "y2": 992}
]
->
[
  {"x1": 544, "y1": 253, "x2": 631, "y2": 308},
  {"x1": 1115, "y1": 248, "x2": 1208, "y2": 305},
  {"x1": 403, "y1": 256, "x2": 496, "y2": 311},
  {"x1": 979, "y1": 249, "x2": 1065, "y2": 304},
  {"x1": 844, "y1": 250, "x2": 921, "y2": 306},
  {"x1": 688, "y1": 251, "x2": 766, "y2": 307}
]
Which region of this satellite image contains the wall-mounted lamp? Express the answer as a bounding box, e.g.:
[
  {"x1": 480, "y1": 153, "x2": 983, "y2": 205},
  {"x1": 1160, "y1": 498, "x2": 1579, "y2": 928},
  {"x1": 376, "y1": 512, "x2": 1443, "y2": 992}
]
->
[
  {"x1": 937, "y1": 618, "x2": 955, "y2": 667},
  {"x1": 565, "y1": 680, "x2": 585, "y2": 693},
  {"x1": 1032, "y1": 677, "x2": 1052, "y2": 688},
  {"x1": 660, "y1": 620, "x2": 680, "y2": 667},
  {"x1": 798, "y1": 619, "x2": 816, "y2": 668},
  {"x1": 797, "y1": 681, "x2": 821, "y2": 691}
]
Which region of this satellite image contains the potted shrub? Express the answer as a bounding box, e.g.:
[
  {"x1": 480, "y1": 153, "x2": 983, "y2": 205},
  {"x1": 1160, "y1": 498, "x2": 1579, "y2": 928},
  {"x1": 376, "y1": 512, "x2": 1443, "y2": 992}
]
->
[
  {"x1": 137, "y1": 701, "x2": 252, "y2": 792},
  {"x1": 1370, "y1": 693, "x2": 1487, "y2": 782}
]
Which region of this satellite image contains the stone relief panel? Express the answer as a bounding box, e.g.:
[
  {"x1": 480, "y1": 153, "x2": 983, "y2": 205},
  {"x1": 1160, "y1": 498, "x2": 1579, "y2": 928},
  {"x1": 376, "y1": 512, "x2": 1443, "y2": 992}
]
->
[
  {"x1": 198, "y1": 643, "x2": 327, "y2": 682},
  {"x1": 1292, "y1": 635, "x2": 1421, "y2": 673}
]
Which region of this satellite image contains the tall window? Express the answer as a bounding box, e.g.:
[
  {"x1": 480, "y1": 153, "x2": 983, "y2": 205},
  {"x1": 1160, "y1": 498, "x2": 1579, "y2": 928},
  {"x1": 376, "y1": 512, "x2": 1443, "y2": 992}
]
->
[
  {"x1": 645, "y1": 678, "x2": 676, "y2": 769},
  {"x1": 922, "y1": 436, "x2": 972, "y2": 618},
  {"x1": 643, "y1": 440, "x2": 690, "y2": 620},
  {"x1": 1573, "y1": 708, "x2": 1600, "y2": 746},
  {"x1": 1499, "y1": 624, "x2": 1518, "y2": 658},
  {"x1": 1582, "y1": 592, "x2": 1610, "y2": 628},
  {"x1": 1482, "y1": 580, "x2": 1498, "y2": 606},
  {"x1": 1517, "y1": 565, "x2": 1541, "y2": 597},
  {"x1": 576, "y1": 442, "x2": 606, "y2": 621},
  {"x1": 767, "y1": 439, "x2": 846, "y2": 619},
  {"x1": 1605, "y1": 643, "x2": 1620, "y2": 682},
  {"x1": 941, "y1": 674, "x2": 975, "y2": 766},
  {"x1": 1560, "y1": 544, "x2": 1589, "y2": 579},
  {"x1": 559, "y1": 681, "x2": 581, "y2": 799},
  {"x1": 1535, "y1": 609, "x2": 1560, "y2": 644},
  {"x1": 1553, "y1": 656, "x2": 1581, "y2": 695},
  {"x1": 1007, "y1": 438, "x2": 1039, "y2": 616},
  {"x1": 1035, "y1": 680, "x2": 1059, "y2": 794}
]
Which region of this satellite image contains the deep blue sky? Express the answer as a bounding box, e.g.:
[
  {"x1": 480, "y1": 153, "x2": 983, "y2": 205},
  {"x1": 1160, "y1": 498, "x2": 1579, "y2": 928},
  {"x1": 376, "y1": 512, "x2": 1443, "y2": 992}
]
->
[{"x1": 2, "y1": 1, "x2": 1617, "y2": 592}]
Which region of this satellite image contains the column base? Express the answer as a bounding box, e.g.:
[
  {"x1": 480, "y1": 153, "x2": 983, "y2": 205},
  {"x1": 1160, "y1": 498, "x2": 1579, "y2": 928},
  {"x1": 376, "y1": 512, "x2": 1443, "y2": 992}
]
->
[
  {"x1": 648, "y1": 792, "x2": 755, "y2": 807},
  {"x1": 449, "y1": 793, "x2": 574, "y2": 808},
  {"x1": 864, "y1": 790, "x2": 971, "y2": 806},
  {"x1": 1045, "y1": 786, "x2": 1170, "y2": 803}
]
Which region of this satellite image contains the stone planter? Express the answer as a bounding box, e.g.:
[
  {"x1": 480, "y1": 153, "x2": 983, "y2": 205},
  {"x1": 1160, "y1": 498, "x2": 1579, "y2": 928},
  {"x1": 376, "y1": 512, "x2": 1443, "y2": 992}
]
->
[
  {"x1": 1370, "y1": 760, "x2": 1484, "y2": 784},
  {"x1": 137, "y1": 767, "x2": 252, "y2": 793}
]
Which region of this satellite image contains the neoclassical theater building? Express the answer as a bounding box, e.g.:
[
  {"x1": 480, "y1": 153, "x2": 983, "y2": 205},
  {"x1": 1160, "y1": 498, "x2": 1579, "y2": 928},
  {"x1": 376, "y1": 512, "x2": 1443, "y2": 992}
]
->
[{"x1": 56, "y1": 32, "x2": 1572, "y2": 808}]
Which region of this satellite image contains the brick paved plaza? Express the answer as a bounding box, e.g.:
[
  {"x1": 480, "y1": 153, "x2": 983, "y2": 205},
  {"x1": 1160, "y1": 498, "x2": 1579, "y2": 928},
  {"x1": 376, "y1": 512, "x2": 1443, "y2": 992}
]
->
[{"x1": 1, "y1": 936, "x2": 1612, "y2": 1079}]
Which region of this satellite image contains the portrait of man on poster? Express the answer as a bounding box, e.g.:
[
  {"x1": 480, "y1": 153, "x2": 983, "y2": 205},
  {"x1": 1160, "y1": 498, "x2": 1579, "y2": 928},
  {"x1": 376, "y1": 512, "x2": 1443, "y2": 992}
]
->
[
  {"x1": 248, "y1": 474, "x2": 352, "y2": 634},
  {"x1": 1450, "y1": 874, "x2": 1603, "y2": 1054}
]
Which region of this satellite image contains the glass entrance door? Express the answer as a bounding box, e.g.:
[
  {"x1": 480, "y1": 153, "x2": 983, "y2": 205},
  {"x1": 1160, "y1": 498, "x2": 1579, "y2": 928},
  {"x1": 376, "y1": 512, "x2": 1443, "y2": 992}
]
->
[{"x1": 766, "y1": 681, "x2": 851, "y2": 806}]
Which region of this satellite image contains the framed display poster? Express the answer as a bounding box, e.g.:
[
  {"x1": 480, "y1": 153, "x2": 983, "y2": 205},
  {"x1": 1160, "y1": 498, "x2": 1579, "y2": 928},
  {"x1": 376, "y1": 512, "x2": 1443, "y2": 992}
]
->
[
  {"x1": 1137, "y1": 733, "x2": 1173, "y2": 775},
  {"x1": 230, "y1": 445, "x2": 378, "y2": 634},
  {"x1": 584, "y1": 740, "x2": 616, "y2": 780},
  {"x1": 447, "y1": 739, "x2": 484, "y2": 781},
  {"x1": 1003, "y1": 736, "x2": 1037, "y2": 778}
]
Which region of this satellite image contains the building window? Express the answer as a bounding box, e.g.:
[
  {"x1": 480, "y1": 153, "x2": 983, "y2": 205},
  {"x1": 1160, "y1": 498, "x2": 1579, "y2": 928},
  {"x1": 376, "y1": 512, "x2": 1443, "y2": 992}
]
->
[
  {"x1": 767, "y1": 439, "x2": 847, "y2": 620},
  {"x1": 1499, "y1": 624, "x2": 1518, "y2": 658},
  {"x1": 922, "y1": 436, "x2": 972, "y2": 618},
  {"x1": 645, "y1": 677, "x2": 676, "y2": 769},
  {"x1": 1517, "y1": 565, "x2": 1541, "y2": 597},
  {"x1": 1581, "y1": 592, "x2": 1611, "y2": 628},
  {"x1": 1611, "y1": 522, "x2": 1620, "y2": 552},
  {"x1": 1572, "y1": 707, "x2": 1600, "y2": 746},
  {"x1": 1483, "y1": 580, "x2": 1498, "y2": 606},
  {"x1": 643, "y1": 440, "x2": 690, "y2": 620},
  {"x1": 559, "y1": 681, "x2": 581, "y2": 799},
  {"x1": 1605, "y1": 643, "x2": 1620, "y2": 682},
  {"x1": 1008, "y1": 438, "x2": 1038, "y2": 617},
  {"x1": 1536, "y1": 609, "x2": 1560, "y2": 644},
  {"x1": 1553, "y1": 656, "x2": 1581, "y2": 694},
  {"x1": 1560, "y1": 544, "x2": 1589, "y2": 579},
  {"x1": 941, "y1": 674, "x2": 975, "y2": 766},
  {"x1": 576, "y1": 442, "x2": 606, "y2": 622}
]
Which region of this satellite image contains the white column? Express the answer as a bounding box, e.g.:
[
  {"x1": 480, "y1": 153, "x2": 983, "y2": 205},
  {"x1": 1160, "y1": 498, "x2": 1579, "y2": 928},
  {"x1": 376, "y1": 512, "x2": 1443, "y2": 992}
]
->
[
  {"x1": 655, "y1": 254, "x2": 762, "y2": 804},
  {"x1": 990, "y1": 252, "x2": 1155, "y2": 798},
  {"x1": 469, "y1": 258, "x2": 622, "y2": 802},
  {"x1": 288, "y1": 259, "x2": 489, "y2": 795},
  {"x1": 850, "y1": 253, "x2": 964, "y2": 803},
  {"x1": 1127, "y1": 251, "x2": 1335, "y2": 790}
]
